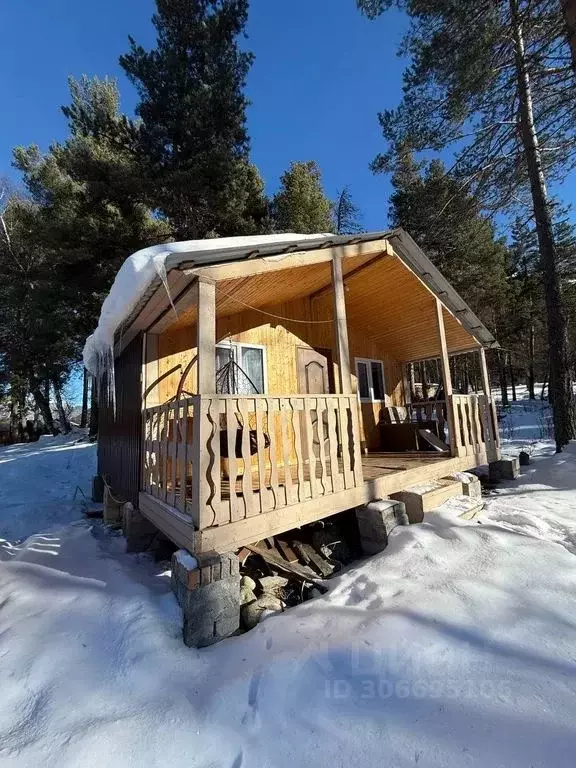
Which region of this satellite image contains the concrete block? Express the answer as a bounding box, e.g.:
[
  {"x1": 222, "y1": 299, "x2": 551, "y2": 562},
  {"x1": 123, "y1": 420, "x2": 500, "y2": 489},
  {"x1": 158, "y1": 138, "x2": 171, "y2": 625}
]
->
[
  {"x1": 356, "y1": 499, "x2": 408, "y2": 555},
  {"x1": 446, "y1": 472, "x2": 482, "y2": 499},
  {"x1": 171, "y1": 549, "x2": 240, "y2": 647},
  {"x1": 489, "y1": 457, "x2": 520, "y2": 482},
  {"x1": 123, "y1": 504, "x2": 158, "y2": 553}
]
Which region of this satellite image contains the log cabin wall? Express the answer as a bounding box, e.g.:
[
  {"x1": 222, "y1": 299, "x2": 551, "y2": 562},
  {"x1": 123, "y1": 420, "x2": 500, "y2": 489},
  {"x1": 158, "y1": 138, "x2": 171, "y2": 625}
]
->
[
  {"x1": 156, "y1": 295, "x2": 405, "y2": 452},
  {"x1": 98, "y1": 334, "x2": 143, "y2": 505}
]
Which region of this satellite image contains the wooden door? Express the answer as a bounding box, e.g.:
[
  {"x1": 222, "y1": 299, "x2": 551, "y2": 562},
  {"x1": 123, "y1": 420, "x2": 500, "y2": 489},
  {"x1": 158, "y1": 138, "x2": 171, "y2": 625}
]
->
[
  {"x1": 297, "y1": 347, "x2": 334, "y2": 463},
  {"x1": 296, "y1": 347, "x2": 332, "y2": 395}
]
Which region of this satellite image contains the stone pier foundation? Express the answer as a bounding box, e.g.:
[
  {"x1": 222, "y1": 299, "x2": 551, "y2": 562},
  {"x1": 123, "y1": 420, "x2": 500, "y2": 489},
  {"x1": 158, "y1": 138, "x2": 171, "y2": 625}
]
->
[{"x1": 171, "y1": 550, "x2": 240, "y2": 647}]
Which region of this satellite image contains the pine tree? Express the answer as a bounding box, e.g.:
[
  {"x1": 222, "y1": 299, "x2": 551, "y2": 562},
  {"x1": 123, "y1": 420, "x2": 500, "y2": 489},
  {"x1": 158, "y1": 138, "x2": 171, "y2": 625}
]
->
[
  {"x1": 3, "y1": 77, "x2": 169, "y2": 431},
  {"x1": 358, "y1": 0, "x2": 576, "y2": 450},
  {"x1": 272, "y1": 161, "x2": 334, "y2": 233},
  {"x1": 120, "y1": 0, "x2": 268, "y2": 239},
  {"x1": 389, "y1": 153, "x2": 509, "y2": 325},
  {"x1": 334, "y1": 187, "x2": 363, "y2": 234}
]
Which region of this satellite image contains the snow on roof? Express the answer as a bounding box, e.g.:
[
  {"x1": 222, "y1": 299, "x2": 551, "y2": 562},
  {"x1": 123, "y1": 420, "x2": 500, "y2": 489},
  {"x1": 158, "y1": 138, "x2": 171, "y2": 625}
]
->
[
  {"x1": 82, "y1": 233, "x2": 331, "y2": 376},
  {"x1": 82, "y1": 228, "x2": 497, "y2": 378}
]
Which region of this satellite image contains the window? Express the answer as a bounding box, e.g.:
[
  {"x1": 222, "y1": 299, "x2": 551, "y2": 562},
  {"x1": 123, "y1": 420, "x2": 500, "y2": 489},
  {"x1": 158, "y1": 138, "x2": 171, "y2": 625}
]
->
[
  {"x1": 355, "y1": 358, "x2": 386, "y2": 403},
  {"x1": 215, "y1": 343, "x2": 266, "y2": 394}
]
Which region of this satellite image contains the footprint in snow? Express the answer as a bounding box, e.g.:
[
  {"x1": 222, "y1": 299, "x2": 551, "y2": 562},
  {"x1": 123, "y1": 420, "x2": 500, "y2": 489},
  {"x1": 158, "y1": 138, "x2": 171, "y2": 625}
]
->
[{"x1": 241, "y1": 668, "x2": 263, "y2": 729}]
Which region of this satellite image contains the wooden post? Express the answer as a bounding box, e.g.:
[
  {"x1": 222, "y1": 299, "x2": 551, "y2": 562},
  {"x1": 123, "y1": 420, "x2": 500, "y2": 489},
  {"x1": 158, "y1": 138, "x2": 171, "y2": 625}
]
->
[
  {"x1": 435, "y1": 298, "x2": 459, "y2": 457},
  {"x1": 196, "y1": 277, "x2": 216, "y2": 395},
  {"x1": 142, "y1": 333, "x2": 160, "y2": 497},
  {"x1": 479, "y1": 347, "x2": 500, "y2": 453},
  {"x1": 192, "y1": 277, "x2": 216, "y2": 530},
  {"x1": 142, "y1": 333, "x2": 160, "y2": 408},
  {"x1": 331, "y1": 250, "x2": 352, "y2": 395}
]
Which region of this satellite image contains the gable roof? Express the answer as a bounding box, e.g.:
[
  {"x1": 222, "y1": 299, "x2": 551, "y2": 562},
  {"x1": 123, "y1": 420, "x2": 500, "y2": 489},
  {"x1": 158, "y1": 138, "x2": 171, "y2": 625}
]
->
[{"x1": 83, "y1": 229, "x2": 497, "y2": 374}]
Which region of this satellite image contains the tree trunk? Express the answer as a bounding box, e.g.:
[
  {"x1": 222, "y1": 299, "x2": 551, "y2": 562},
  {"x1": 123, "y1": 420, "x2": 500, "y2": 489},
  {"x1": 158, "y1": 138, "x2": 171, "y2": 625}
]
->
[
  {"x1": 508, "y1": 352, "x2": 517, "y2": 402},
  {"x1": 421, "y1": 360, "x2": 429, "y2": 399},
  {"x1": 511, "y1": 0, "x2": 576, "y2": 450},
  {"x1": 541, "y1": 375, "x2": 549, "y2": 401},
  {"x1": 498, "y1": 350, "x2": 509, "y2": 406},
  {"x1": 32, "y1": 383, "x2": 58, "y2": 436},
  {"x1": 528, "y1": 324, "x2": 536, "y2": 400},
  {"x1": 80, "y1": 368, "x2": 89, "y2": 428},
  {"x1": 561, "y1": 0, "x2": 576, "y2": 76},
  {"x1": 52, "y1": 378, "x2": 71, "y2": 434},
  {"x1": 463, "y1": 355, "x2": 470, "y2": 394},
  {"x1": 8, "y1": 399, "x2": 18, "y2": 444},
  {"x1": 89, "y1": 375, "x2": 99, "y2": 440},
  {"x1": 409, "y1": 362, "x2": 416, "y2": 401}
]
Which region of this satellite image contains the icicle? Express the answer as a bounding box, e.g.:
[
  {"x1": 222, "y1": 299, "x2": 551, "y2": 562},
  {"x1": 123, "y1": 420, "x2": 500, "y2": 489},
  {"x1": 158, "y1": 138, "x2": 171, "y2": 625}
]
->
[{"x1": 153, "y1": 253, "x2": 178, "y2": 318}]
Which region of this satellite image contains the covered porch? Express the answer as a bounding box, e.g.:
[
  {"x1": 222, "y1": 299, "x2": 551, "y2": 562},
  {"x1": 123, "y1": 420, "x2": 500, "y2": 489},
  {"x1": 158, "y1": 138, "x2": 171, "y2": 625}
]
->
[{"x1": 136, "y1": 234, "x2": 500, "y2": 554}]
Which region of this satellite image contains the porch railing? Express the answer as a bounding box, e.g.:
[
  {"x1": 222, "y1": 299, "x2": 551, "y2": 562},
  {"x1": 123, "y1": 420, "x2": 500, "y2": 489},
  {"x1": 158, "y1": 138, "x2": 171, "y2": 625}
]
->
[
  {"x1": 142, "y1": 393, "x2": 364, "y2": 530},
  {"x1": 449, "y1": 393, "x2": 499, "y2": 461},
  {"x1": 142, "y1": 397, "x2": 196, "y2": 515}
]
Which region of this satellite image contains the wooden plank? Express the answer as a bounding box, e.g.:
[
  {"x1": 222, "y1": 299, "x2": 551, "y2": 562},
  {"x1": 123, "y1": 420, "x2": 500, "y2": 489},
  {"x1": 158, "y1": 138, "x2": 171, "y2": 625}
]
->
[
  {"x1": 243, "y1": 545, "x2": 328, "y2": 591},
  {"x1": 280, "y1": 400, "x2": 295, "y2": 506},
  {"x1": 458, "y1": 398, "x2": 471, "y2": 455},
  {"x1": 139, "y1": 492, "x2": 195, "y2": 552},
  {"x1": 276, "y1": 538, "x2": 299, "y2": 563},
  {"x1": 304, "y1": 399, "x2": 318, "y2": 498},
  {"x1": 350, "y1": 400, "x2": 364, "y2": 486},
  {"x1": 326, "y1": 397, "x2": 343, "y2": 492},
  {"x1": 290, "y1": 397, "x2": 306, "y2": 503},
  {"x1": 168, "y1": 400, "x2": 179, "y2": 508},
  {"x1": 255, "y1": 405, "x2": 270, "y2": 513},
  {"x1": 239, "y1": 398, "x2": 256, "y2": 517},
  {"x1": 471, "y1": 395, "x2": 483, "y2": 453},
  {"x1": 316, "y1": 397, "x2": 331, "y2": 495},
  {"x1": 267, "y1": 401, "x2": 280, "y2": 509},
  {"x1": 206, "y1": 396, "x2": 225, "y2": 525},
  {"x1": 176, "y1": 399, "x2": 188, "y2": 513},
  {"x1": 226, "y1": 398, "x2": 241, "y2": 522},
  {"x1": 162, "y1": 403, "x2": 170, "y2": 502},
  {"x1": 338, "y1": 397, "x2": 353, "y2": 489}
]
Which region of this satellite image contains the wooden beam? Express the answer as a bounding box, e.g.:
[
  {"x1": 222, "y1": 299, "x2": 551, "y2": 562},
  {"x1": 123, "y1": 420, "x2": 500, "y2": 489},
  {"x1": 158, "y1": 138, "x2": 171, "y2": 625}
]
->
[
  {"x1": 183, "y1": 241, "x2": 387, "y2": 283},
  {"x1": 479, "y1": 347, "x2": 501, "y2": 452},
  {"x1": 195, "y1": 277, "x2": 216, "y2": 394},
  {"x1": 331, "y1": 250, "x2": 352, "y2": 394},
  {"x1": 142, "y1": 333, "x2": 160, "y2": 408},
  {"x1": 435, "y1": 298, "x2": 460, "y2": 457}
]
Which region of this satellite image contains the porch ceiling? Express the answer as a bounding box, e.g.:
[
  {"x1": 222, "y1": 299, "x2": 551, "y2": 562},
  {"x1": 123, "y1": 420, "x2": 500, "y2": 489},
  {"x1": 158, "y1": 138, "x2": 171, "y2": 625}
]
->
[
  {"x1": 167, "y1": 249, "x2": 382, "y2": 331},
  {"x1": 328, "y1": 253, "x2": 479, "y2": 361},
  {"x1": 164, "y1": 247, "x2": 479, "y2": 361}
]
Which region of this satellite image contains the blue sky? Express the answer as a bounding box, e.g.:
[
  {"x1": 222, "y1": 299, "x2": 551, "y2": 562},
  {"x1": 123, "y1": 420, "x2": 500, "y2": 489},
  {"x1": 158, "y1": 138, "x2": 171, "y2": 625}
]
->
[{"x1": 1, "y1": 0, "x2": 408, "y2": 231}]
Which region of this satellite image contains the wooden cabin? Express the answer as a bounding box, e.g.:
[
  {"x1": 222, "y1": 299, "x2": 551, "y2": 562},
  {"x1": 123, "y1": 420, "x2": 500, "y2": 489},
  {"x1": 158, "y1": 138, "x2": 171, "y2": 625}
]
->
[{"x1": 96, "y1": 229, "x2": 500, "y2": 556}]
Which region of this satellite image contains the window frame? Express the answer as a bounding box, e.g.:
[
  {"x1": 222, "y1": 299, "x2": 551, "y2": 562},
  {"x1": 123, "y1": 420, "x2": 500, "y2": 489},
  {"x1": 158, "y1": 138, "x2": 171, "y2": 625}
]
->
[
  {"x1": 215, "y1": 341, "x2": 268, "y2": 394},
  {"x1": 355, "y1": 357, "x2": 387, "y2": 404}
]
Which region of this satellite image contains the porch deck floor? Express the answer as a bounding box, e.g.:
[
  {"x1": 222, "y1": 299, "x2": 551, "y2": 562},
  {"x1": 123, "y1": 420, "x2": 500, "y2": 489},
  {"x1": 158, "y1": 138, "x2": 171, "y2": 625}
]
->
[
  {"x1": 360, "y1": 452, "x2": 451, "y2": 481},
  {"x1": 198, "y1": 452, "x2": 451, "y2": 501}
]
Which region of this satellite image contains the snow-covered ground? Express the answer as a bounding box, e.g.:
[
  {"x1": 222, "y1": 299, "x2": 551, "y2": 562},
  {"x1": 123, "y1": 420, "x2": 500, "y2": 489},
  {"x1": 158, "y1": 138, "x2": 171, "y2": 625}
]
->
[{"x1": 1, "y1": 405, "x2": 576, "y2": 767}]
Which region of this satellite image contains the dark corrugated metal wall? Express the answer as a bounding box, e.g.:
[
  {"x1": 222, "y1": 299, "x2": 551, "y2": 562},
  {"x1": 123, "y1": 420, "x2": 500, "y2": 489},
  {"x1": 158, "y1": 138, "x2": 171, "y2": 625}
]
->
[{"x1": 97, "y1": 335, "x2": 142, "y2": 506}]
